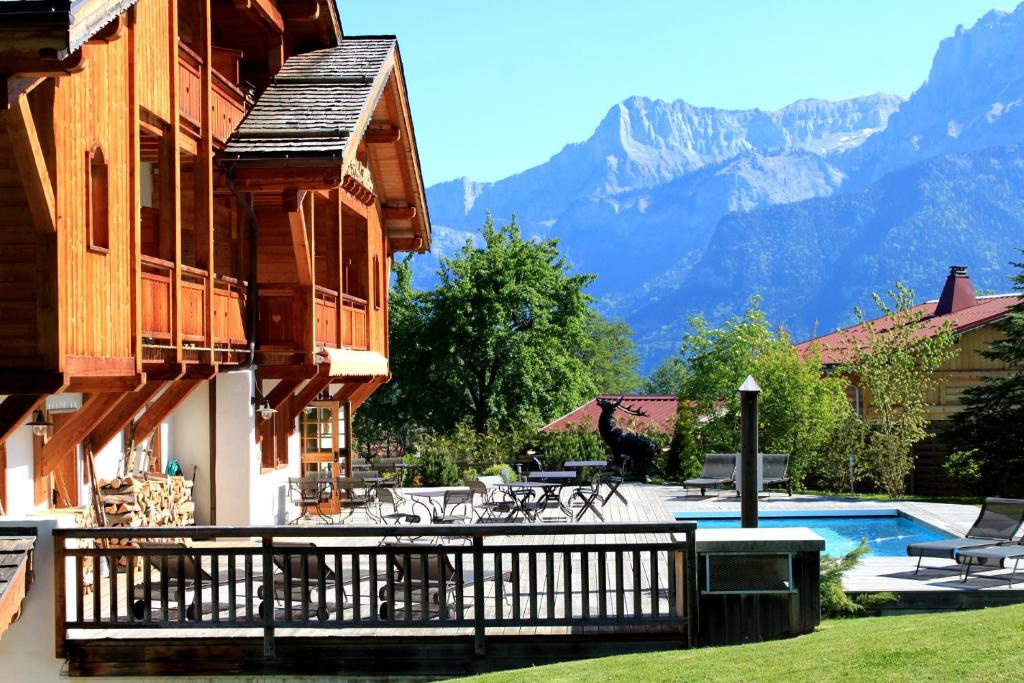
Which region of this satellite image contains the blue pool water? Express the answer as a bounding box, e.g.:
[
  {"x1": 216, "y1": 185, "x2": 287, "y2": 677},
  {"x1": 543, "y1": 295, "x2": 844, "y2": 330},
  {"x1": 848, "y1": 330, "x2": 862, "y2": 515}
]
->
[{"x1": 675, "y1": 512, "x2": 952, "y2": 557}]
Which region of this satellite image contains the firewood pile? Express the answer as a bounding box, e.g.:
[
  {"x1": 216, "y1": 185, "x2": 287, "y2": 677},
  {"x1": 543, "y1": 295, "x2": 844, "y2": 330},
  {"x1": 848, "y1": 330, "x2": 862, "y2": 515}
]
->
[{"x1": 97, "y1": 473, "x2": 195, "y2": 529}]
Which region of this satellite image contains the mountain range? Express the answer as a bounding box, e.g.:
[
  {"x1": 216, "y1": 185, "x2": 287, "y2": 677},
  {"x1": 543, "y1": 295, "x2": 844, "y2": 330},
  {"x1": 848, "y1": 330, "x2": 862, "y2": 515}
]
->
[{"x1": 419, "y1": 4, "x2": 1024, "y2": 372}]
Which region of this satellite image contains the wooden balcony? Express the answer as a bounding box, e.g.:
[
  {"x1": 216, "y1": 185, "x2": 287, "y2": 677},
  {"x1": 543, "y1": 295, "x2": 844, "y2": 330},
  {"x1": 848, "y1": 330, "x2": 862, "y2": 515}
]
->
[
  {"x1": 177, "y1": 41, "x2": 249, "y2": 146},
  {"x1": 141, "y1": 256, "x2": 249, "y2": 359},
  {"x1": 341, "y1": 294, "x2": 368, "y2": 351},
  {"x1": 314, "y1": 286, "x2": 338, "y2": 348}
]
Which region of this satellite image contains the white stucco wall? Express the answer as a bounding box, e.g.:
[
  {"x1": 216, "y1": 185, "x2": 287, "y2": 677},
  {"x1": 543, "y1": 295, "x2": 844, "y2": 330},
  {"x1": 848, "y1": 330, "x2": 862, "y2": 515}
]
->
[
  {"x1": 165, "y1": 383, "x2": 212, "y2": 525},
  {"x1": 4, "y1": 424, "x2": 38, "y2": 516},
  {"x1": 214, "y1": 371, "x2": 298, "y2": 526}
]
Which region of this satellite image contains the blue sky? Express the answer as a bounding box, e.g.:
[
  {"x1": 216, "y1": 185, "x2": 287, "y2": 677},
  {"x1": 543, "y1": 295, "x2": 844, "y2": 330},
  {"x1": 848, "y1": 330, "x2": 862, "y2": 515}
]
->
[{"x1": 340, "y1": 0, "x2": 1006, "y2": 186}]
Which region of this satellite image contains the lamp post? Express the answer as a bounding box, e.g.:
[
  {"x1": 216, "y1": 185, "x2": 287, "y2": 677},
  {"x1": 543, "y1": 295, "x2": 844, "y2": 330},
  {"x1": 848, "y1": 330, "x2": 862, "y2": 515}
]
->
[{"x1": 739, "y1": 375, "x2": 761, "y2": 529}]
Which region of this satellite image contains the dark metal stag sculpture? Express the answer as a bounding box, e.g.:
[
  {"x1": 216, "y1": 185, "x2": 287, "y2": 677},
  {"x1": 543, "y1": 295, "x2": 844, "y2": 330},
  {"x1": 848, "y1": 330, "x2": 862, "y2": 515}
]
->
[{"x1": 596, "y1": 396, "x2": 662, "y2": 481}]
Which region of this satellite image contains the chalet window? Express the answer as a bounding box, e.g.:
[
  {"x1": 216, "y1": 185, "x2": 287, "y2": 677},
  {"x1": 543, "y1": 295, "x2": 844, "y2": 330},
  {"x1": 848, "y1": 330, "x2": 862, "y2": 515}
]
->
[
  {"x1": 86, "y1": 144, "x2": 110, "y2": 253},
  {"x1": 373, "y1": 255, "x2": 381, "y2": 310}
]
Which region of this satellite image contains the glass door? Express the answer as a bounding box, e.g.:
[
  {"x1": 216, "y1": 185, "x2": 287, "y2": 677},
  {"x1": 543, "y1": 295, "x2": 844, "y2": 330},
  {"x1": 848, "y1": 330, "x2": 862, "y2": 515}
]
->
[{"x1": 300, "y1": 401, "x2": 340, "y2": 513}]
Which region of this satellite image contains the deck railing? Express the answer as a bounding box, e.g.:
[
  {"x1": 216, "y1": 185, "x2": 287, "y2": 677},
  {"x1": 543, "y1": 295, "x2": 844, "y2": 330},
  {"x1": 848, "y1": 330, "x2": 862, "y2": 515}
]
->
[
  {"x1": 178, "y1": 40, "x2": 249, "y2": 144},
  {"x1": 213, "y1": 275, "x2": 247, "y2": 346},
  {"x1": 53, "y1": 522, "x2": 697, "y2": 657},
  {"x1": 140, "y1": 256, "x2": 174, "y2": 341},
  {"x1": 314, "y1": 286, "x2": 339, "y2": 348},
  {"x1": 341, "y1": 294, "x2": 368, "y2": 350}
]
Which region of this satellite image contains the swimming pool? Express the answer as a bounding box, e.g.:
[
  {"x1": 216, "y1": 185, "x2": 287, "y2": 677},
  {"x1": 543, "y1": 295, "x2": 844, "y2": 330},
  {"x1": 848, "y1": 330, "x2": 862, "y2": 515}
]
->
[{"x1": 674, "y1": 509, "x2": 953, "y2": 557}]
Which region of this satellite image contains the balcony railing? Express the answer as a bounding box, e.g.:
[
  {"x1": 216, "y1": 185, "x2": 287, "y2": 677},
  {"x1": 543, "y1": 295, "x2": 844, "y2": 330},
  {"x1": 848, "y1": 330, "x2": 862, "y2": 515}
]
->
[
  {"x1": 141, "y1": 255, "x2": 248, "y2": 354},
  {"x1": 177, "y1": 41, "x2": 249, "y2": 144},
  {"x1": 314, "y1": 286, "x2": 339, "y2": 348},
  {"x1": 342, "y1": 294, "x2": 368, "y2": 350},
  {"x1": 140, "y1": 256, "x2": 174, "y2": 341}
]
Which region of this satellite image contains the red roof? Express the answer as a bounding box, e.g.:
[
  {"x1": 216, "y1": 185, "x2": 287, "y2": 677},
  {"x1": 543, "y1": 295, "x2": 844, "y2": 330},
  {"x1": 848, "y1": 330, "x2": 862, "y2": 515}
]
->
[
  {"x1": 540, "y1": 395, "x2": 678, "y2": 434},
  {"x1": 795, "y1": 294, "x2": 1020, "y2": 365}
]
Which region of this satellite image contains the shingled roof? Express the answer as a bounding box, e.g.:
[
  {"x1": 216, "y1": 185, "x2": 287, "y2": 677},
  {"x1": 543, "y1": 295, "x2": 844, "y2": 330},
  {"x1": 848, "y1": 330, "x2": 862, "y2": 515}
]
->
[
  {"x1": 541, "y1": 395, "x2": 680, "y2": 434},
  {"x1": 224, "y1": 37, "x2": 397, "y2": 159},
  {"x1": 795, "y1": 294, "x2": 1020, "y2": 366}
]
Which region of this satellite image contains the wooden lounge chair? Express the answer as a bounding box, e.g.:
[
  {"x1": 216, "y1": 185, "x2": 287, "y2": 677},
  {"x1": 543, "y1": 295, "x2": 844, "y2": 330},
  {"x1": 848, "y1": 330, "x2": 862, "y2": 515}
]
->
[
  {"x1": 377, "y1": 543, "x2": 511, "y2": 619},
  {"x1": 683, "y1": 453, "x2": 737, "y2": 496},
  {"x1": 907, "y1": 497, "x2": 1024, "y2": 573},
  {"x1": 760, "y1": 453, "x2": 793, "y2": 496},
  {"x1": 257, "y1": 542, "x2": 353, "y2": 620}
]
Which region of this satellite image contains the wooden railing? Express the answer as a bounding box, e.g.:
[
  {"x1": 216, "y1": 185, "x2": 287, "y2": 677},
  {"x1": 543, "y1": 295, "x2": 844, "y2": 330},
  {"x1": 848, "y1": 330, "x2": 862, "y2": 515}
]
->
[
  {"x1": 177, "y1": 42, "x2": 203, "y2": 129},
  {"x1": 180, "y1": 265, "x2": 207, "y2": 343},
  {"x1": 314, "y1": 286, "x2": 339, "y2": 348},
  {"x1": 141, "y1": 256, "x2": 248, "y2": 349},
  {"x1": 213, "y1": 275, "x2": 247, "y2": 346},
  {"x1": 178, "y1": 41, "x2": 249, "y2": 144},
  {"x1": 53, "y1": 522, "x2": 697, "y2": 657},
  {"x1": 341, "y1": 294, "x2": 368, "y2": 350},
  {"x1": 140, "y1": 256, "x2": 174, "y2": 341}
]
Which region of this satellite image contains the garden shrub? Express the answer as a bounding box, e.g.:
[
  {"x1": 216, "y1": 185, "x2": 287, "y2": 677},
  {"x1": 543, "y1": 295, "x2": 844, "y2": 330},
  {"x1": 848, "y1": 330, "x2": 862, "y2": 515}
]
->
[
  {"x1": 411, "y1": 435, "x2": 462, "y2": 486},
  {"x1": 482, "y1": 463, "x2": 518, "y2": 483},
  {"x1": 819, "y1": 542, "x2": 894, "y2": 617},
  {"x1": 539, "y1": 423, "x2": 608, "y2": 469}
]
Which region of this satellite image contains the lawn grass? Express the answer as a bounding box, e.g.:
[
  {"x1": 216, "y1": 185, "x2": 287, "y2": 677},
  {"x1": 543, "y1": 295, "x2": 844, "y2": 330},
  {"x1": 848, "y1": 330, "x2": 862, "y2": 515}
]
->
[
  {"x1": 453, "y1": 604, "x2": 1024, "y2": 683},
  {"x1": 801, "y1": 490, "x2": 984, "y2": 506}
]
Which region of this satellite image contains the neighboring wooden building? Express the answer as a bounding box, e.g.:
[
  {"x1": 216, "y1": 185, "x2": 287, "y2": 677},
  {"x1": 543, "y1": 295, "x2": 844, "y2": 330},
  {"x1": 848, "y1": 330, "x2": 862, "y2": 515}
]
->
[
  {"x1": 0, "y1": 0, "x2": 430, "y2": 522},
  {"x1": 795, "y1": 266, "x2": 1020, "y2": 493}
]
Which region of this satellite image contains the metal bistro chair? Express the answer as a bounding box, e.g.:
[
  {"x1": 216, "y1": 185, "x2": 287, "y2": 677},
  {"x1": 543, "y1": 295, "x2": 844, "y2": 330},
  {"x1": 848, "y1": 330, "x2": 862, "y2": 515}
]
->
[
  {"x1": 465, "y1": 477, "x2": 517, "y2": 522},
  {"x1": 599, "y1": 464, "x2": 626, "y2": 506},
  {"x1": 288, "y1": 476, "x2": 332, "y2": 524},
  {"x1": 336, "y1": 476, "x2": 375, "y2": 520},
  {"x1": 431, "y1": 488, "x2": 474, "y2": 525},
  {"x1": 570, "y1": 473, "x2": 606, "y2": 521},
  {"x1": 372, "y1": 486, "x2": 422, "y2": 525}
]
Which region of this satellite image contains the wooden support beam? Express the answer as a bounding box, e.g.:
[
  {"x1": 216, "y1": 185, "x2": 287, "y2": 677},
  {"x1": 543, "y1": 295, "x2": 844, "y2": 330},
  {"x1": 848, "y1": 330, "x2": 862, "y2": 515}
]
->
[
  {"x1": 66, "y1": 374, "x2": 145, "y2": 394},
  {"x1": 197, "y1": 0, "x2": 216, "y2": 363},
  {"x1": 382, "y1": 205, "x2": 416, "y2": 221},
  {"x1": 132, "y1": 380, "x2": 203, "y2": 446},
  {"x1": 364, "y1": 125, "x2": 401, "y2": 145},
  {"x1": 330, "y1": 382, "x2": 360, "y2": 403},
  {"x1": 0, "y1": 372, "x2": 66, "y2": 395},
  {"x1": 141, "y1": 362, "x2": 186, "y2": 381},
  {"x1": 349, "y1": 378, "x2": 384, "y2": 412},
  {"x1": 264, "y1": 379, "x2": 302, "y2": 412},
  {"x1": 87, "y1": 381, "x2": 167, "y2": 452},
  {"x1": 0, "y1": 395, "x2": 45, "y2": 447},
  {"x1": 39, "y1": 393, "x2": 123, "y2": 476},
  {"x1": 6, "y1": 94, "x2": 56, "y2": 233},
  {"x1": 235, "y1": 0, "x2": 285, "y2": 33},
  {"x1": 281, "y1": 0, "x2": 320, "y2": 21},
  {"x1": 285, "y1": 192, "x2": 313, "y2": 286},
  {"x1": 256, "y1": 364, "x2": 319, "y2": 380},
  {"x1": 289, "y1": 369, "x2": 332, "y2": 416},
  {"x1": 88, "y1": 15, "x2": 126, "y2": 43}
]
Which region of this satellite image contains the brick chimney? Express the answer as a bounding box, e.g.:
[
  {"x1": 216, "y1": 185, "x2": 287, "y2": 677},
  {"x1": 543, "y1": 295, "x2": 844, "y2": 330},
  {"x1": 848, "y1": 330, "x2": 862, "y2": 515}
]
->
[{"x1": 934, "y1": 265, "x2": 977, "y2": 315}]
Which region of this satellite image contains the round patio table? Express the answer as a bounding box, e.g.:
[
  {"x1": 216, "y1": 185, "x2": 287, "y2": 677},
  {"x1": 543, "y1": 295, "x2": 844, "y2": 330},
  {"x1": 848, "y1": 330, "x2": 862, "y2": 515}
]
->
[{"x1": 406, "y1": 489, "x2": 449, "y2": 521}]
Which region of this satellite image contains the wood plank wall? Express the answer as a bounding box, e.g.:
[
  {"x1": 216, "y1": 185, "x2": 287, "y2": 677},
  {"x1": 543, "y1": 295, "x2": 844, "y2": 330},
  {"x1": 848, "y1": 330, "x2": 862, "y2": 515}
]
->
[
  {"x1": 52, "y1": 38, "x2": 134, "y2": 360},
  {"x1": 0, "y1": 118, "x2": 42, "y2": 367},
  {"x1": 136, "y1": 0, "x2": 172, "y2": 122}
]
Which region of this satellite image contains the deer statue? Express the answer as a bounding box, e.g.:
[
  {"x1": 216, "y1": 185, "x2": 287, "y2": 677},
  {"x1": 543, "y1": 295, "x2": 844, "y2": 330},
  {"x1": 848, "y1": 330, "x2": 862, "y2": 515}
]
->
[{"x1": 595, "y1": 396, "x2": 662, "y2": 481}]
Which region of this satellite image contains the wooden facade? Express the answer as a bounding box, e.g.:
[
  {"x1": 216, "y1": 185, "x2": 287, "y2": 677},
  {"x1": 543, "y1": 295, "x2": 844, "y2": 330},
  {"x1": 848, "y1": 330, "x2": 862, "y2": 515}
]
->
[{"x1": 0, "y1": 0, "x2": 430, "y2": 510}]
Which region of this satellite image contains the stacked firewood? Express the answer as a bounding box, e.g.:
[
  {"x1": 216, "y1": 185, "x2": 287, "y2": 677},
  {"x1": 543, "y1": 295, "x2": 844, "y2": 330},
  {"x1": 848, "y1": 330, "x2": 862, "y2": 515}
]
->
[{"x1": 97, "y1": 473, "x2": 196, "y2": 529}]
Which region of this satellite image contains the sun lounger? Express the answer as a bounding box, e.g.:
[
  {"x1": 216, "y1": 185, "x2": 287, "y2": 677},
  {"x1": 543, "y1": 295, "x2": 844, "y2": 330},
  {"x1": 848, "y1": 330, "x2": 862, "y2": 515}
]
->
[
  {"x1": 760, "y1": 453, "x2": 792, "y2": 496},
  {"x1": 683, "y1": 453, "x2": 737, "y2": 495},
  {"x1": 957, "y1": 540, "x2": 1024, "y2": 586},
  {"x1": 906, "y1": 497, "x2": 1024, "y2": 573},
  {"x1": 377, "y1": 542, "x2": 511, "y2": 619},
  {"x1": 131, "y1": 541, "x2": 212, "y2": 621}
]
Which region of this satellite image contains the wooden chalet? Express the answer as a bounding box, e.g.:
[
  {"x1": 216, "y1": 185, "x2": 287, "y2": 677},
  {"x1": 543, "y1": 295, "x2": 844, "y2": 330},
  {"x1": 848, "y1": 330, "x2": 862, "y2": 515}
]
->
[
  {"x1": 795, "y1": 265, "x2": 1021, "y2": 493},
  {"x1": 0, "y1": 0, "x2": 430, "y2": 523}
]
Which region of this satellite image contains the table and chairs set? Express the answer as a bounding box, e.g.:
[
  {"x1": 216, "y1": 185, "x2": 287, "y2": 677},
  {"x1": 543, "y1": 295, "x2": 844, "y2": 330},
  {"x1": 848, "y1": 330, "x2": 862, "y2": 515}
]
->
[{"x1": 287, "y1": 459, "x2": 626, "y2": 526}]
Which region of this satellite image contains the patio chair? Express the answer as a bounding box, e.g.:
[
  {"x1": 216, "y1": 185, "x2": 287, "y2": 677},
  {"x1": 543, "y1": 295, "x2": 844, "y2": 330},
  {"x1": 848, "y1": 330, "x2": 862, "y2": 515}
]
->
[
  {"x1": 257, "y1": 542, "x2": 342, "y2": 621},
  {"x1": 376, "y1": 542, "x2": 512, "y2": 619},
  {"x1": 570, "y1": 473, "x2": 605, "y2": 522},
  {"x1": 131, "y1": 541, "x2": 212, "y2": 621},
  {"x1": 371, "y1": 485, "x2": 421, "y2": 525},
  {"x1": 336, "y1": 476, "x2": 374, "y2": 513},
  {"x1": 958, "y1": 538, "x2": 1024, "y2": 586},
  {"x1": 465, "y1": 476, "x2": 516, "y2": 522},
  {"x1": 760, "y1": 453, "x2": 793, "y2": 496},
  {"x1": 431, "y1": 488, "x2": 474, "y2": 524},
  {"x1": 906, "y1": 497, "x2": 1024, "y2": 573},
  {"x1": 683, "y1": 453, "x2": 737, "y2": 496},
  {"x1": 288, "y1": 476, "x2": 332, "y2": 524},
  {"x1": 599, "y1": 464, "x2": 626, "y2": 506}
]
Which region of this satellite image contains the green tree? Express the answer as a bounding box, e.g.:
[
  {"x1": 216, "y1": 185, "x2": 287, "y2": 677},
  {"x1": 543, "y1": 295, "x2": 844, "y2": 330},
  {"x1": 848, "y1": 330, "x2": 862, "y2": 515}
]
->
[
  {"x1": 670, "y1": 300, "x2": 854, "y2": 486},
  {"x1": 841, "y1": 284, "x2": 958, "y2": 498},
  {"x1": 947, "y1": 257, "x2": 1024, "y2": 494},
  {"x1": 645, "y1": 354, "x2": 686, "y2": 395},
  {"x1": 582, "y1": 314, "x2": 641, "y2": 394},
  {"x1": 383, "y1": 215, "x2": 598, "y2": 434}
]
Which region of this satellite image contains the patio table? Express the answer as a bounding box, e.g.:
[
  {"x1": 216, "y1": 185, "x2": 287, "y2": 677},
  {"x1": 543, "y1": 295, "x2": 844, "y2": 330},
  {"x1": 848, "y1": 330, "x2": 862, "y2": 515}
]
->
[
  {"x1": 526, "y1": 471, "x2": 577, "y2": 482},
  {"x1": 562, "y1": 460, "x2": 608, "y2": 469},
  {"x1": 505, "y1": 481, "x2": 572, "y2": 520},
  {"x1": 406, "y1": 490, "x2": 449, "y2": 521}
]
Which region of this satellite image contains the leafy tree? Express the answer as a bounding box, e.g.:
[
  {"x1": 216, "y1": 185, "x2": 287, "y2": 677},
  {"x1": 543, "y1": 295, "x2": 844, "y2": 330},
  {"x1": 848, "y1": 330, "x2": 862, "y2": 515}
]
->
[
  {"x1": 671, "y1": 300, "x2": 854, "y2": 486},
  {"x1": 645, "y1": 354, "x2": 687, "y2": 394},
  {"x1": 947, "y1": 257, "x2": 1024, "y2": 494},
  {"x1": 583, "y1": 314, "x2": 641, "y2": 394},
  {"x1": 374, "y1": 215, "x2": 598, "y2": 434},
  {"x1": 840, "y1": 284, "x2": 957, "y2": 498}
]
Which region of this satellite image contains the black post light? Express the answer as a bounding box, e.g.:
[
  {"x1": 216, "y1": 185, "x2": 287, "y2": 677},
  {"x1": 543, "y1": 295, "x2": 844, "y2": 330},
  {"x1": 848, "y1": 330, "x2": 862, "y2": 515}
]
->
[{"x1": 738, "y1": 375, "x2": 761, "y2": 529}]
